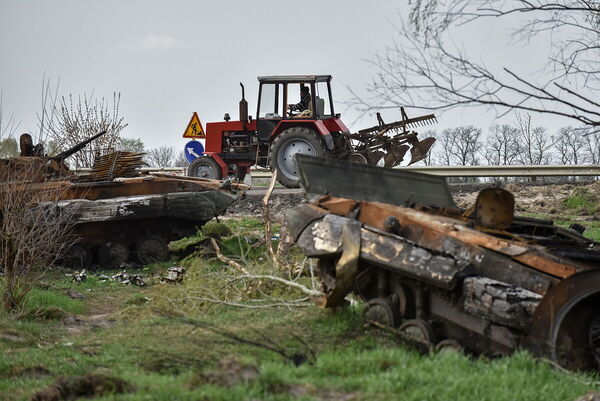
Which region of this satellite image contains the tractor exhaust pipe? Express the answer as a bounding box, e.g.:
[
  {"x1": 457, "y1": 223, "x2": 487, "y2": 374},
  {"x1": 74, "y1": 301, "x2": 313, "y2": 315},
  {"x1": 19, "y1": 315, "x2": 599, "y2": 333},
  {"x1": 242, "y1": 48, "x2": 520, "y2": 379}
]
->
[{"x1": 239, "y1": 82, "x2": 248, "y2": 124}]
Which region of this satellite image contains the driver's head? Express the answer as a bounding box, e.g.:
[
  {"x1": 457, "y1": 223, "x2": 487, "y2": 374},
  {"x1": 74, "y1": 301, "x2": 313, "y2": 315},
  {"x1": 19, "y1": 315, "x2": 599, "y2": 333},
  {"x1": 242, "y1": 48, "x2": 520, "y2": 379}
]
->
[{"x1": 301, "y1": 85, "x2": 310, "y2": 95}]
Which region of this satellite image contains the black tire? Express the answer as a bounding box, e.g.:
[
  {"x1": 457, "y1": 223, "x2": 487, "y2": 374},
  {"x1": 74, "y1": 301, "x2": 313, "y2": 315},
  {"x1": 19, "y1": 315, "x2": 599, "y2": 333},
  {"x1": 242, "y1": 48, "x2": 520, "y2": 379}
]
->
[
  {"x1": 268, "y1": 126, "x2": 329, "y2": 188},
  {"x1": 188, "y1": 156, "x2": 222, "y2": 179}
]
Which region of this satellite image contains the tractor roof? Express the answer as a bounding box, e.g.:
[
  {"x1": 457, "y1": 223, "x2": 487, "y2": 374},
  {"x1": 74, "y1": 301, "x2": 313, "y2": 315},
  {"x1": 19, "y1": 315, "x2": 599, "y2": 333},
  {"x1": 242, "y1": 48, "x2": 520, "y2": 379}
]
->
[{"x1": 257, "y1": 75, "x2": 332, "y2": 84}]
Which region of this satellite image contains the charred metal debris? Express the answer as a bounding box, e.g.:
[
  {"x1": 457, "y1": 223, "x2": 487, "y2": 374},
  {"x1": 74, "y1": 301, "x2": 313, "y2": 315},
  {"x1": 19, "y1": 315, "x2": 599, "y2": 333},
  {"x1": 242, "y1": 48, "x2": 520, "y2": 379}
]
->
[
  {"x1": 288, "y1": 156, "x2": 600, "y2": 372},
  {"x1": 0, "y1": 133, "x2": 247, "y2": 270}
]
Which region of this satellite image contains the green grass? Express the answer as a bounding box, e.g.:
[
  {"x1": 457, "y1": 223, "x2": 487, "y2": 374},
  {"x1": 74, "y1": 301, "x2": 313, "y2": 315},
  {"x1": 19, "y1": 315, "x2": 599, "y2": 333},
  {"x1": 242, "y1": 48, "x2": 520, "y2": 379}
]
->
[
  {"x1": 21, "y1": 288, "x2": 85, "y2": 319},
  {"x1": 562, "y1": 188, "x2": 599, "y2": 215},
  {"x1": 0, "y1": 217, "x2": 598, "y2": 400}
]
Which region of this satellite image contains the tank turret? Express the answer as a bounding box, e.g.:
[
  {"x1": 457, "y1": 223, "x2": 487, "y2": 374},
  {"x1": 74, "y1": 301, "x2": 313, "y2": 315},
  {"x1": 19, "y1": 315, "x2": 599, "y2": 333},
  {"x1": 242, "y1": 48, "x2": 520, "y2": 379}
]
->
[{"x1": 0, "y1": 131, "x2": 106, "y2": 183}]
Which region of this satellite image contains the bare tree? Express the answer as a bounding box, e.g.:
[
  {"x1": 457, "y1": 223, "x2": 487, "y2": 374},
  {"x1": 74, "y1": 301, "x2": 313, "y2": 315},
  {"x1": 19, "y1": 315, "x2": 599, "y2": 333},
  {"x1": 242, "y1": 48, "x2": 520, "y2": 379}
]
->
[
  {"x1": 349, "y1": 1, "x2": 599, "y2": 128},
  {"x1": 554, "y1": 126, "x2": 587, "y2": 164},
  {"x1": 40, "y1": 92, "x2": 128, "y2": 167},
  {"x1": 436, "y1": 129, "x2": 456, "y2": 165},
  {"x1": 514, "y1": 113, "x2": 555, "y2": 165},
  {"x1": 145, "y1": 146, "x2": 176, "y2": 167},
  {"x1": 584, "y1": 129, "x2": 600, "y2": 164},
  {"x1": 173, "y1": 152, "x2": 189, "y2": 168},
  {"x1": 483, "y1": 124, "x2": 519, "y2": 165},
  {"x1": 448, "y1": 126, "x2": 482, "y2": 166},
  {"x1": 419, "y1": 129, "x2": 438, "y2": 165},
  {"x1": 0, "y1": 91, "x2": 20, "y2": 141},
  {"x1": 0, "y1": 163, "x2": 76, "y2": 311}
]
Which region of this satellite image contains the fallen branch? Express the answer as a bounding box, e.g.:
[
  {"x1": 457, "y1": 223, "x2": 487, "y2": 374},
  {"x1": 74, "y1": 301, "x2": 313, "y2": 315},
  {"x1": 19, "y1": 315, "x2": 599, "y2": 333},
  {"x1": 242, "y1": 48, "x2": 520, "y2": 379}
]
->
[
  {"x1": 181, "y1": 296, "x2": 311, "y2": 310},
  {"x1": 210, "y1": 238, "x2": 249, "y2": 274},
  {"x1": 234, "y1": 274, "x2": 322, "y2": 297},
  {"x1": 262, "y1": 170, "x2": 279, "y2": 268}
]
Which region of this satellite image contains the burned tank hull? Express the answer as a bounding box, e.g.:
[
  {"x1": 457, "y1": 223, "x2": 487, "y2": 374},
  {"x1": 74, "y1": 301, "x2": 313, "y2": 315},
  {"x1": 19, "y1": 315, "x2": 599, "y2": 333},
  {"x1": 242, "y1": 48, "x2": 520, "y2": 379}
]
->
[
  {"x1": 288, "y1": 156, "x2": 600, "y2": 372},
  {"x1": 0, "y1": 133, "x2": 246, "y2": 268},
  {"x1": 53, "y1": 175, "x2": 246, "y2": 267}
]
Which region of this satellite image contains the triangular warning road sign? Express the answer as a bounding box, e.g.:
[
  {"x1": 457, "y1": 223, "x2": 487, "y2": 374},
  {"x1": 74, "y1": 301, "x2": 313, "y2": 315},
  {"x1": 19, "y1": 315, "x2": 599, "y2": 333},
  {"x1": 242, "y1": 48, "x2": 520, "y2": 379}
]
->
[{"x1": 182, "y1": 112, "x2": 205, "y2": 138}]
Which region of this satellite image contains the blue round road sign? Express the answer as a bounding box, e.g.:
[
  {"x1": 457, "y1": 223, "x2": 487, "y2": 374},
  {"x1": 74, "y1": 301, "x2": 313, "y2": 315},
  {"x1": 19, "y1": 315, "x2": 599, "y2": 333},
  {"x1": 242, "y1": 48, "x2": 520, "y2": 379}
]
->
[{"x1": 184, "y1": 140, "x2": 204, "y2": 163}]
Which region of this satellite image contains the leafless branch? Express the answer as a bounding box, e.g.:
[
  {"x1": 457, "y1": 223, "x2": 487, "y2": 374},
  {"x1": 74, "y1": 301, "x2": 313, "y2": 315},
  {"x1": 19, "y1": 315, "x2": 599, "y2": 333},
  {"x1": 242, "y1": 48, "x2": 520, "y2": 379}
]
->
[{"x1": 349, "y1": 1, "x2": 599, "y2": 127}]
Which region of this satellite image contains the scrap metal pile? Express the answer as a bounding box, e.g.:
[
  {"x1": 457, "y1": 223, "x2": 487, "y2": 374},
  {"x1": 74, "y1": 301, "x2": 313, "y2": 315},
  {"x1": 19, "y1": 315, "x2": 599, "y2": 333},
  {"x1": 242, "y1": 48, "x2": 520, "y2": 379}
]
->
[
  {"x1": 287, "y1": 155, "x2": 600, "y2": 372},
  {"x1": 84, "y1": 151, "x2": 146, "y2": 181}
]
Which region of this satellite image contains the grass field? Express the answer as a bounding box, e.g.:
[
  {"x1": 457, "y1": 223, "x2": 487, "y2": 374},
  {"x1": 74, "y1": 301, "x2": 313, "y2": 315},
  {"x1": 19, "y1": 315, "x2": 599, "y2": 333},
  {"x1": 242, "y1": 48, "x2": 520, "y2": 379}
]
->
[{"x1": 0, "y1": 217, "x2": 599, "y2": 401}]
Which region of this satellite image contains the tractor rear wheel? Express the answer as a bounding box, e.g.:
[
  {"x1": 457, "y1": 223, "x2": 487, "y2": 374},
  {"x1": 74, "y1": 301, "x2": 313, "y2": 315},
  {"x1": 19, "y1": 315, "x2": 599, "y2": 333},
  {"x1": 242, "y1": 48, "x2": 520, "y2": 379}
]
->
[
  {"x1": 269, "y1": 126, "x2": 329, "y2": 188},
  {"x1": 188, "y1": 156, "x2": 222, "y2": 180}
]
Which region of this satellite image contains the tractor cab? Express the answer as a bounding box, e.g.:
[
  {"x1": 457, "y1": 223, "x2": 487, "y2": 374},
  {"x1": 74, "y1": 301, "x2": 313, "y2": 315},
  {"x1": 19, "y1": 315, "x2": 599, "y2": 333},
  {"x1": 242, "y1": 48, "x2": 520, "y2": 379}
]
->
[{"x1": 256, "y1": 75, "x2": 336, "y2": 140}]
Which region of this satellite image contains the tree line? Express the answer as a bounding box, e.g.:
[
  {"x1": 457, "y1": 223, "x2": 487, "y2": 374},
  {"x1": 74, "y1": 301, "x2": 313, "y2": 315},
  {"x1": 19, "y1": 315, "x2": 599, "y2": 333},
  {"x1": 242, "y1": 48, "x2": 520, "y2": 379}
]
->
[{"x1": 419, "y1": 113, "x2": 599, "y2": 167}]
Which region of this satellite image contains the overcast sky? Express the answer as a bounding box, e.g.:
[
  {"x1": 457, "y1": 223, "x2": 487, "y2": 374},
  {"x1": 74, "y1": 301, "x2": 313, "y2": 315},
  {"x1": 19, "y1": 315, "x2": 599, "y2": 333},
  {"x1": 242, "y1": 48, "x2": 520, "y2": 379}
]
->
[{"x1": 0, "y1": 0, "x2": 573, "y2": 152}]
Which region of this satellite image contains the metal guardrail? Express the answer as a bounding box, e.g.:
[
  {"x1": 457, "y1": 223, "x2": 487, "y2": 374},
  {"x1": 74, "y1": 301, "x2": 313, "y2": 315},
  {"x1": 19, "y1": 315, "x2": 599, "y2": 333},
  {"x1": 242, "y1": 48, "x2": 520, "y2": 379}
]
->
[
  {"x1": 250, "y1": 165, "x2": 600, "y2": 178},
  {"x1": 75, "y1": 165, "x2": 600, "y2": 178}
]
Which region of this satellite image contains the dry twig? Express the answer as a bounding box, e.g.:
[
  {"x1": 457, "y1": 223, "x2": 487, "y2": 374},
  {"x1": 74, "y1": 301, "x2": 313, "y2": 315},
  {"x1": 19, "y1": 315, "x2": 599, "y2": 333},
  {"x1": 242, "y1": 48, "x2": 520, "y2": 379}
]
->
[
  {"x1": 233, "y1": 274, "x2": 322, "y2": 298},
  {"x1": 262, "y1": 169, "x2": 279, "y2": 268},
  {"x1": 210, "y1": 238, "x2": 249, "y2": 275}
]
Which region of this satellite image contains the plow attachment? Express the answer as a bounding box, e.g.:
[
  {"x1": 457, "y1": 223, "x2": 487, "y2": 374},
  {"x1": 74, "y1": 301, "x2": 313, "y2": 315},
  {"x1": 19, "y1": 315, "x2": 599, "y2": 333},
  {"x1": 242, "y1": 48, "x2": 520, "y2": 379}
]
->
[{"x1": 347, "y1": 108, "x2": 437, "y2": 167}]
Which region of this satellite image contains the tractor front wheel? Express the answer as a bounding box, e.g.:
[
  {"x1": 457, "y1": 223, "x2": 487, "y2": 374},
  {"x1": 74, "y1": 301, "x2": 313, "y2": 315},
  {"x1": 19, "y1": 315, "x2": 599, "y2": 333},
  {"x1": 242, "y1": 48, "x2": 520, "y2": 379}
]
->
[
  {"x1": 188, "y1": 156, "x2": 222, "y2": 180},
  {"x1": 269, "y1": 127, "x2": 329, "y2": 188}
]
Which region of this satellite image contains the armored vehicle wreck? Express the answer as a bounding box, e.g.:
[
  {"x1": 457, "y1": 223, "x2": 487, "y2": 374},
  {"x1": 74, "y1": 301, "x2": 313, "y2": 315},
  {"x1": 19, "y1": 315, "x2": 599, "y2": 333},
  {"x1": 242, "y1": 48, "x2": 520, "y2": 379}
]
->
[
  {"x1": 0, "y1": 133, "x2": 247, "y2": 268},
  {"x1": 287, "y1": 156, "x2": 600, "y2": 372}
]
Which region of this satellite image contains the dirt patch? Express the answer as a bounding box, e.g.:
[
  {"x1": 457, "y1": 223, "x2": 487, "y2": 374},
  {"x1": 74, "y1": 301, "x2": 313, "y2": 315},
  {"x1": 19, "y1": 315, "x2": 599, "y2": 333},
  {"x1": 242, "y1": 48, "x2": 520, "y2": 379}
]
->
[
  {"x1": 227, "y1": 190, "x2": 305, "y2": 221},
  {"x1": 0, "y1": 330, "x2": 28, "y2": 344},
  {"x1": 188, "y1": 357, "x2": 259, "y2": 388},
  {"x1": 453, "y1": 181, "x2": 600, "y2": 219},
  {"x1": 140, "y1": 352, "x2": 206, "y2": 375},
  {"x1": 11, "y1": 365, "x2": 51, "y2": 379},
  {"x1": 31, "y1": 373, "x2": 134, "y2": 401},
  {"x1": 62, "y1": 313, "x2": 116, "y2": 335}
]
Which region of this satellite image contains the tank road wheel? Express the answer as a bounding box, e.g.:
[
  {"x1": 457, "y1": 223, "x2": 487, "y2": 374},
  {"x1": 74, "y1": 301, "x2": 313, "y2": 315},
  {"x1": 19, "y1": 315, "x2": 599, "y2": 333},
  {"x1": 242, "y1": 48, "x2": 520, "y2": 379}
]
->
[
  {"x1": 188, "y1": 156, "x2": 222, "y2": 180},
  {"x1": 364, "y1": 298, "x2": 400, "y2": 328},
  {"x1": 399, "y1": 319, "x2": 436, "y2": 345},
  {"x1": 64, "y1": 243, "x2": 94, "y2": 269},
  {"x1": 434, "y1": 339, "x2": 463, "y2": 354},
  {"x1": 98, "y1": 241, "x2": 129, "y2": 268},
  {"x1": 269, "y1": 126, "x2": 329, "y2": 188},
  {"x1": 527, "y1": 270, "x2": 600, "y2": 371},
  {"x1": 136, "y1": 235, "x2": 169, "y2": 265}
]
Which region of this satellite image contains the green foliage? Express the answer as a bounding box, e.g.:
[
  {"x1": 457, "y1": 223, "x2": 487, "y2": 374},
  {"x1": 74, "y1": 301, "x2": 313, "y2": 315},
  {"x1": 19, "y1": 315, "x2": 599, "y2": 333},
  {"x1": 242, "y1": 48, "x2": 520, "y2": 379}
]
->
[
  {"x1": 563, "y1": 188, "x2": 599, "y2": 214},
  {"x1": 22, "y1": 288, "x2": 84, "y2": 319},
  {"x1": 201, "y1": 221, "x2": 233, "y2": 239},
  {"x1": 168, "y1": 234, "x2": 204, "y2": 252},
  {"x1": 117, "y1": 137, "x2": 145, "y2": 153}
]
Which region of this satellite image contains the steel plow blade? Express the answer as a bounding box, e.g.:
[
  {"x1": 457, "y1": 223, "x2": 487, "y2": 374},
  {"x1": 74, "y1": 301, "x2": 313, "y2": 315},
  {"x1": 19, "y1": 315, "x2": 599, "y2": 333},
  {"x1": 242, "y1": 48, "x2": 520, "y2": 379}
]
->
[
  {"x1": 384, "y1": 145, "x2": 409, "y2": 167},
  {"x1": 408, "y1": 137, "x2": 436, "y2": 165}
]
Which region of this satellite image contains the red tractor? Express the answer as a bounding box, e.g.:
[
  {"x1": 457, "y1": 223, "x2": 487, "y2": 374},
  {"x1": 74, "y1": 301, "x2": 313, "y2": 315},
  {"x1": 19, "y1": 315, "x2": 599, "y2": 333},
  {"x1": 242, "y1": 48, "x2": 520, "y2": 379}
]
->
[{"x1": 187, "y1": 75, "x2": 436, "y2": 188}]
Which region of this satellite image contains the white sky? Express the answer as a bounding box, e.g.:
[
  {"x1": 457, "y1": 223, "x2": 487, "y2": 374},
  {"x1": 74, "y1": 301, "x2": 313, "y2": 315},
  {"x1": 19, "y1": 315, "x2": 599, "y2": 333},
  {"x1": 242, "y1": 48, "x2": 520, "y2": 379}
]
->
[{"x1": 0, "y1": 0, "x2": 575, "y2": 151}]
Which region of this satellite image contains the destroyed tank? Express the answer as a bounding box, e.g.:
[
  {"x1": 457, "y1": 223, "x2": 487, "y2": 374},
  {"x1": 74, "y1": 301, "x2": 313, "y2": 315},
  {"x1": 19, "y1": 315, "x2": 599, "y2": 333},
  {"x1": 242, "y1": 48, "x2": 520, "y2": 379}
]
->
[
  {"x1": 0, "y1": 133, "x2": 247, "y2": 268},
  {"x1": 287, "y1": 155, "x2": 600, "y2": 372}
]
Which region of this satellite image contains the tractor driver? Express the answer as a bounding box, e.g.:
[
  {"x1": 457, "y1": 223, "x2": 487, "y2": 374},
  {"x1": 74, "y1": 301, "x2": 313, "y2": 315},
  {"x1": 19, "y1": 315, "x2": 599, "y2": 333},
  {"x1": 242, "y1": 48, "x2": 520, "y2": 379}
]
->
[{"x1": 287, "y1": 85, "x2": 312, "y2": 116}]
